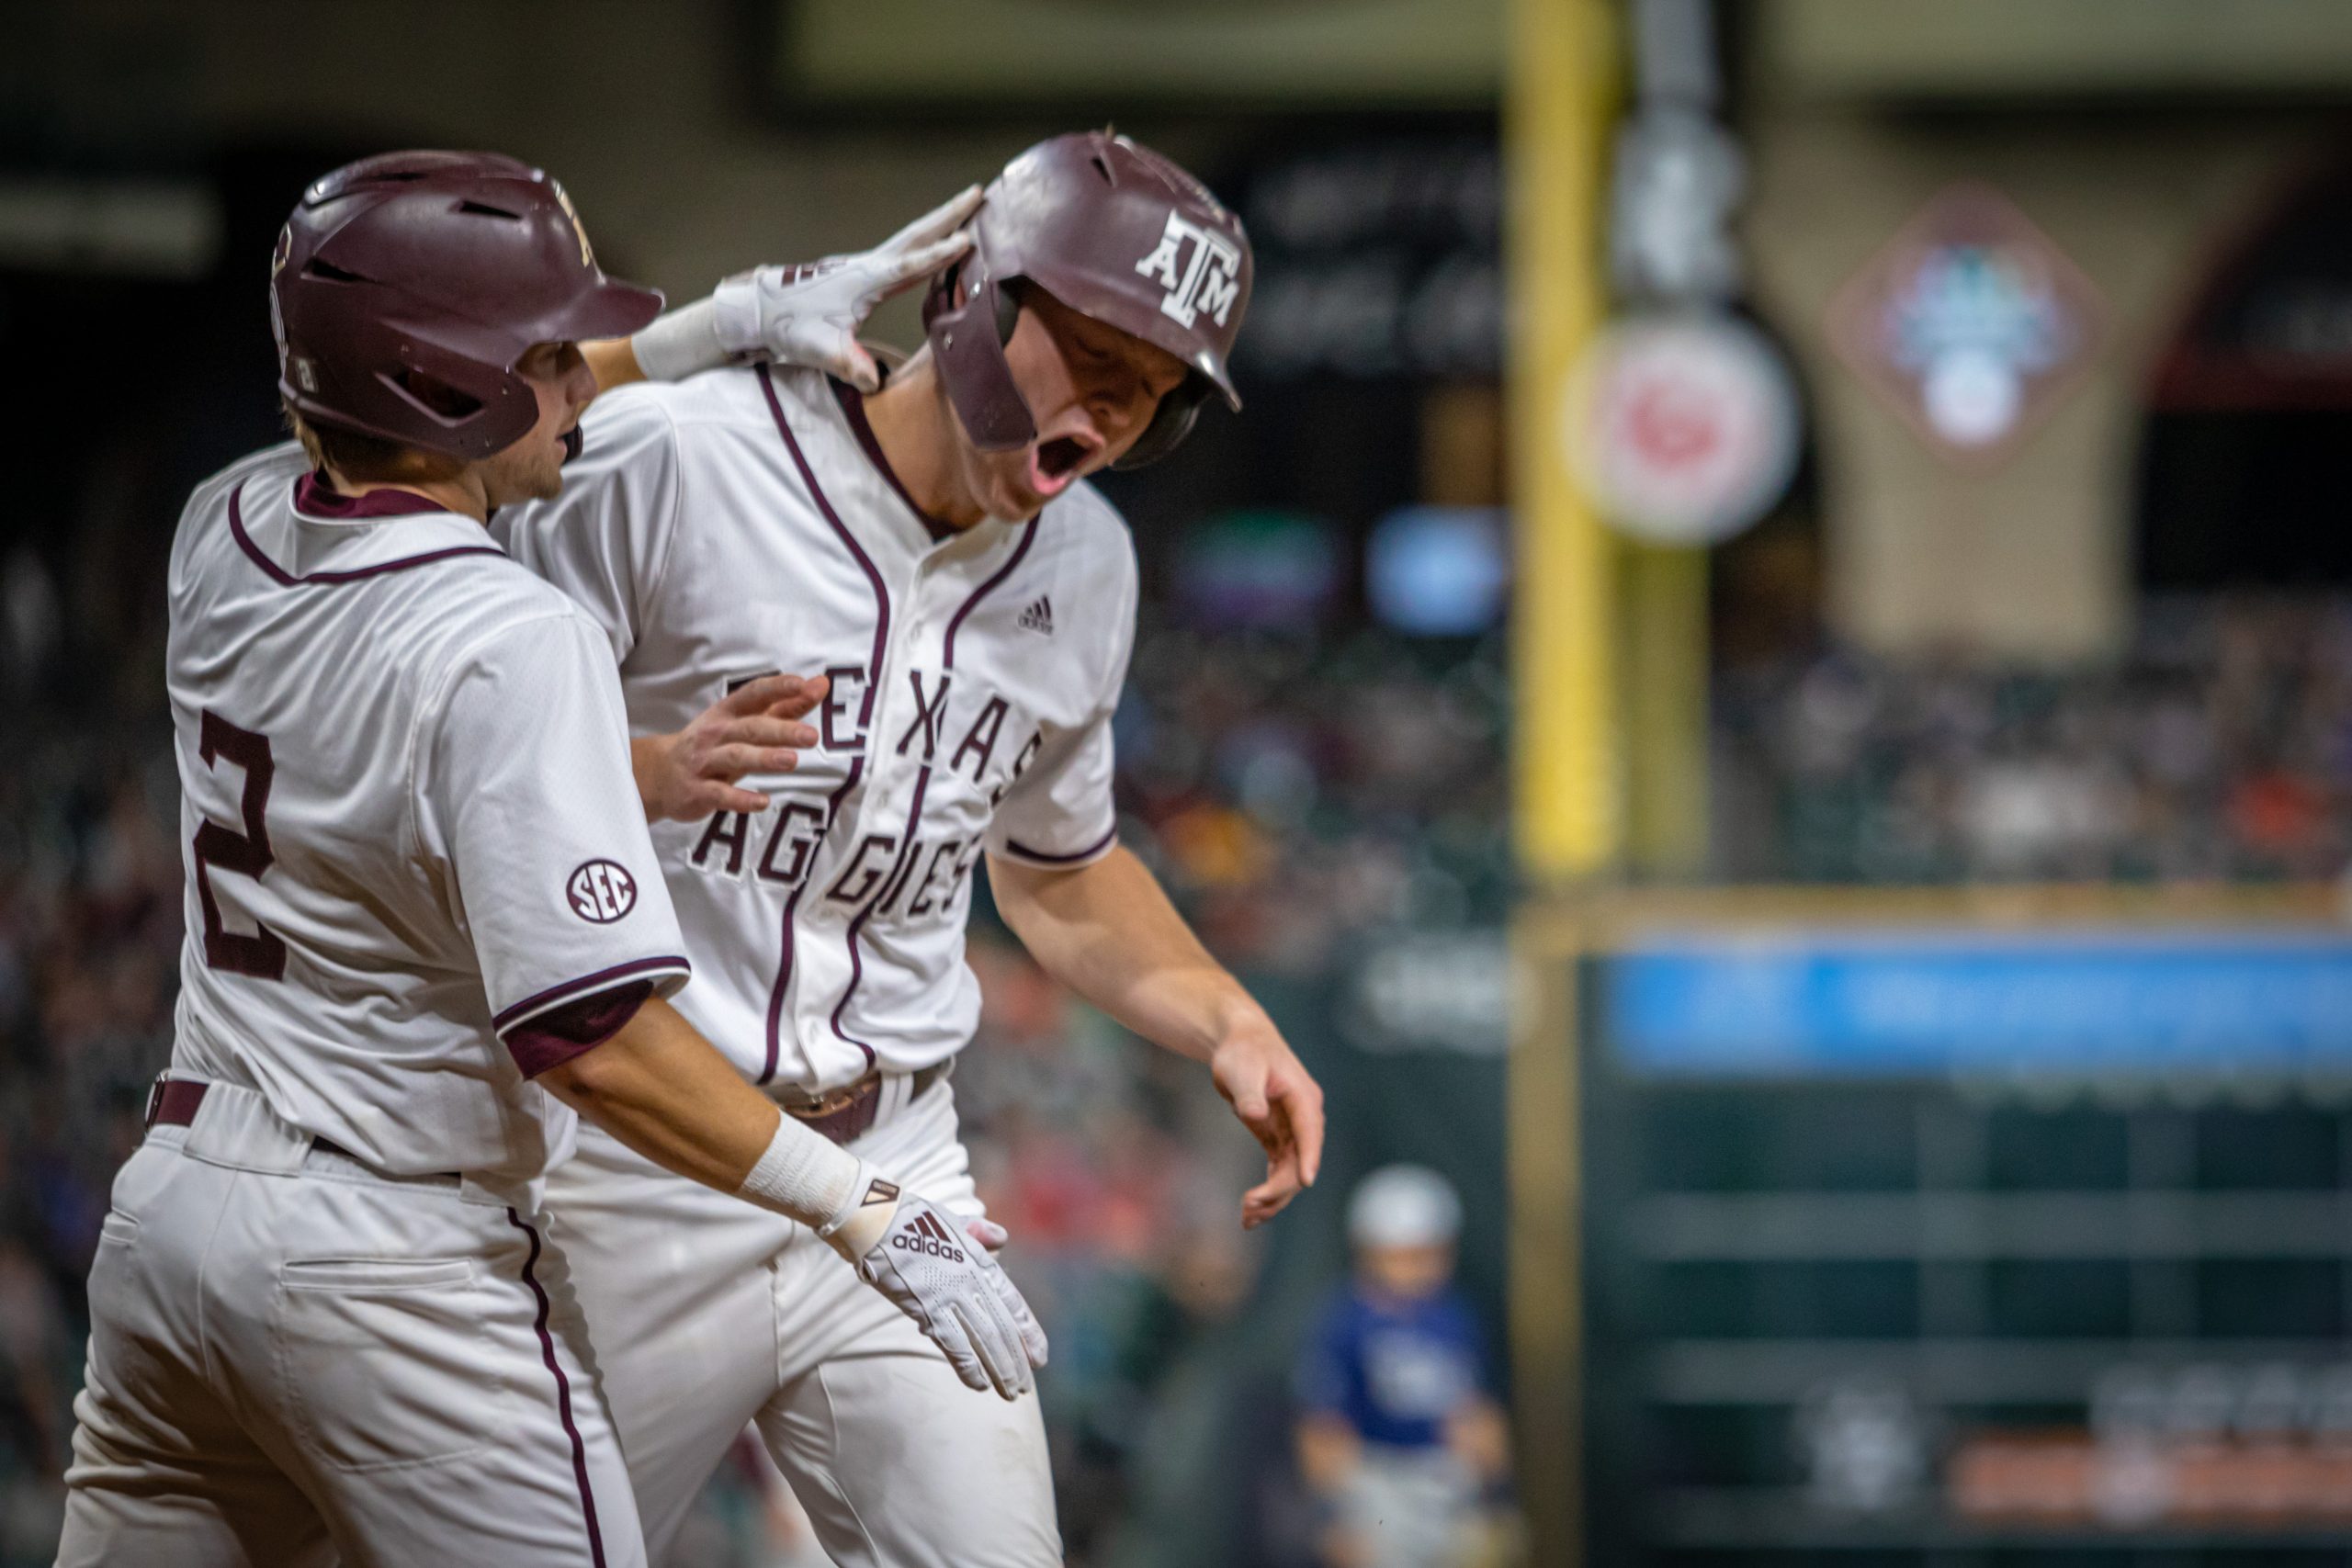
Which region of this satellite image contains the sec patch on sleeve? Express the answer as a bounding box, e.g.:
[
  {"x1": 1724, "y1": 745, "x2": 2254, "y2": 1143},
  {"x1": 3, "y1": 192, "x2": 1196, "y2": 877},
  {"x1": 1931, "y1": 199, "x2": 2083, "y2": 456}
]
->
[{"x1": 566, "y1": 859, "x2": 639, "y2": 923}]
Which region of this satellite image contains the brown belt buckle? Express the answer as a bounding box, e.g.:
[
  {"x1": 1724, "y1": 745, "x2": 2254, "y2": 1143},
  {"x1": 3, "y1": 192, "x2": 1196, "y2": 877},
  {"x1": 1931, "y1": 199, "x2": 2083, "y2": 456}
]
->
[{"x1": 783, "y1": 1077, "x2": 875, "y2": 1122}]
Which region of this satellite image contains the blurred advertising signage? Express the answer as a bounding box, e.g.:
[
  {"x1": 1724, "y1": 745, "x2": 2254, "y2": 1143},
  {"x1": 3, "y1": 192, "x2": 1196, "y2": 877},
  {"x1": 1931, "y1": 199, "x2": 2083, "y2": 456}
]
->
[
  {"x1": 1603, "y1": 931, "x2": 2352, "y2": 1077},
  {"x1": 1829, "y1": 183, "x2": 2104, "y2": 464},
  {"x1": 1342, "y1": 931, "x2": 1511, "y2": 1056},
  {"x1": 1763, "y1": 0, "x2": 2352, "y2": 98},
  {"x1": 1571, "y1": 312, "x2": 1801, "y2": 547},
  {"x1": 1951, "y1": 1431, "x2": 2352, "y2": 1529},
  {"x1": 1175, "y1": 510, "x2": 1341, "y2": 629},
  {"x1": 775, "y1": 0, "x2": 1500, "y2": 108},
  {"x1": 1366, "y1": 506, "x2": 1509, "y2": 636},
  {"x1": 0, "y1": 179, "x2": 222, "y2": 277},
  {"x1": 1949, "y1": 1359, "x2": 2352, "y2": 1529},
  {"x1": 1225, "y1": 139, "x2": 1500, "y2": 380}
]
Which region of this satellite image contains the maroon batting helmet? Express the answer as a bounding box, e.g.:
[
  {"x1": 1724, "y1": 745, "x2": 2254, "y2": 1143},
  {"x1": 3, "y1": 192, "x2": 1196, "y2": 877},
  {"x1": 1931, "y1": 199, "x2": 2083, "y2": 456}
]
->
[
  {"x1": 270, "y1": 151, "x2": 662, "y2": 460},
  {"x1": 922, "y1": 131, "x2": 1252, "y2": 469}
]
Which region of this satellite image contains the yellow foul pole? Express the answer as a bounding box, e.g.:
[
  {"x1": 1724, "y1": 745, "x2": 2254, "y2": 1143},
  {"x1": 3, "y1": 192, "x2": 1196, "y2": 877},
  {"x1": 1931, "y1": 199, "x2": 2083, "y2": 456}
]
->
[
  {"x1": 1510, "y1": 0, "x2": 1621, "y2": 884},
  {"x1": 1506, "y1": 3, "x2": 1618, "y2": 1564}
]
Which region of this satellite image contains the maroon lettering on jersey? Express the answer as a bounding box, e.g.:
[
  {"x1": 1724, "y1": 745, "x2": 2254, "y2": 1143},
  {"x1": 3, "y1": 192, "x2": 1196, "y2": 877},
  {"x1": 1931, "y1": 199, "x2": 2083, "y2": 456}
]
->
[
  {"x1": 692, "y1": 810, "x2": 750, "y2": 875},
  {"x1": 819, "y1": 665, "x2": 871, "y2": 751},
  {"x1": 874, "y1": 831, "x2": 933, "y2": 917},
  {"x1": 894, "y1": 671, "x2": 953, "y2": 761},
  {"x1": 824, "y1": 833, "x2": 899, "y2": 906},
  {"x1": 904, "y1": 839, "x2": 968, "y2": 918},
  {"x1": 756, "y1": 801, "x2": 828, "y2": 886},
  {"x1": 191, "y1": 711, "x2": 289, "y2": 980},
  {"x1": 952, "y1": 696, "x2": 1009, "y2": 783},
  {"x1": 991, "y1": 729, "x2": 1046, "y2": 807}
]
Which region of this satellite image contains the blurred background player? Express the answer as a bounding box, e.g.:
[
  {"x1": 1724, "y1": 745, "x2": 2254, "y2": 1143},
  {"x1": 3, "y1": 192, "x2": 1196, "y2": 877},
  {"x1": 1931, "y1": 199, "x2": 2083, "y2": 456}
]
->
[{"x1": 1295, "y1": 1167, "x2": 1511, "y2": 1568}]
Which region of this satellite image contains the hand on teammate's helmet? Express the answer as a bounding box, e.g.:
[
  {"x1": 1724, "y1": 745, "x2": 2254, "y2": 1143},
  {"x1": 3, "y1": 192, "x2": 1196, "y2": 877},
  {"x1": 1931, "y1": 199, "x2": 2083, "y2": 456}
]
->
[
  {"x1": 823, "y1": 1183, "x2": 1049, "y2": 1400},
  {"x1": 639, "y1": 673, "x2": 828, "y2": 821},
  {"x1": 630, "y1": 186, "x2": 983, "y2": 388},
  {"x1": 711, "y1": 185, "x2": 983, "y2": 392}
]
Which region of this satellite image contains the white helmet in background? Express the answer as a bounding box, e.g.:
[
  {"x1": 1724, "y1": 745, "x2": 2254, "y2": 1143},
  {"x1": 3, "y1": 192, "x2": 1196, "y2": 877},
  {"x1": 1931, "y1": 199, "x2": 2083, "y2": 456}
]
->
[{"x1": 1347, "y1": 1164, "x2": 1463, "y2": 1250}]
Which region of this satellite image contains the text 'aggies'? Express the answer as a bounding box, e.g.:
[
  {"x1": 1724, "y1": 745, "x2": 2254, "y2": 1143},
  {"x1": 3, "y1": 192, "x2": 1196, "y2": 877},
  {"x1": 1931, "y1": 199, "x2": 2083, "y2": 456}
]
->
[{"x1": 685, "y1": 664, "x2": 1046, "y2": 920}]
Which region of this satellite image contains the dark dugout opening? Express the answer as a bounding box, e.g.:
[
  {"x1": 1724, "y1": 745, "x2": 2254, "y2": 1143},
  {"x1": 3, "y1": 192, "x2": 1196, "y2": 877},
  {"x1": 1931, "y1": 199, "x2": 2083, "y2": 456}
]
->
[{"x1": 2138, "y1": 154, "x2": 2352, "y2": 589}]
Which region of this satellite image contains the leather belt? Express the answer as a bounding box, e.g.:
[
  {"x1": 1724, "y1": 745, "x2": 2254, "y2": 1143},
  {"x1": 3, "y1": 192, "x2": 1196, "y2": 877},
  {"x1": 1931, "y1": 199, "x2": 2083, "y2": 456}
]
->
[
  {"x1": 143, "y1": 1077, "x2": 444, "y2": 1177},
  {"x1": 777, "y1": 1062, "x2": 947, "y2": 1145},
  {"x1": 145, "y1": 1077, "x2": 209, "y2": 1130},
  {"x1": 151, "y1": 1059, "x2": 948, "y2": 1160}
]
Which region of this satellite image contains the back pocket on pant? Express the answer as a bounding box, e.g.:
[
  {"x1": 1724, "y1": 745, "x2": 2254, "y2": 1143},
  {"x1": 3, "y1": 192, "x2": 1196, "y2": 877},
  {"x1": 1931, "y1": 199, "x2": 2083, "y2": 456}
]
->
[{"x1": 274, "y1": 1258, "x2": 509, "y2": 1472}]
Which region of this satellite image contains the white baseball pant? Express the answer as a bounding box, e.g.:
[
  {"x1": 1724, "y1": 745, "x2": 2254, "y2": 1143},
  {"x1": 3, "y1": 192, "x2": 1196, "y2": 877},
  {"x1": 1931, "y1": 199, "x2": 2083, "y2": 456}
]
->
[
  {"x1": 55, "y1": 1080, "x2": 645, "y2": 1568},
  {"x1": 1339, "y1": 1448, "x2": 1487, "y2": 1568},
  {"x1": 546, "y1": 1070, "x2": 1061, "y2": 1568}
]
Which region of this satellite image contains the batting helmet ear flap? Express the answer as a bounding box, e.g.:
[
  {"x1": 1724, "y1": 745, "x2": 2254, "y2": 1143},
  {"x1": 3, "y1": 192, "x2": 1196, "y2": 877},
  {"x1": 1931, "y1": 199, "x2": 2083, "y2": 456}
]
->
[
  {"x1": 915, "y1": 260, "x2": 1023, "y2": 344},
  {"x1": 922, "y1": 258, "x2": 1036, "y2": 452},
  {"x1": 1112, "y1": 375, "x2": 1212, "y2": 469}
]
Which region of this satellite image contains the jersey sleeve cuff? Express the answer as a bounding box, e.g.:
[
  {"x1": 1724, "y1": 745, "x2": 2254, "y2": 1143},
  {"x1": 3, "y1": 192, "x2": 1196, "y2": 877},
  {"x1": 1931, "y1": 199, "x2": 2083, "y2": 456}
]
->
[
  {"x1": 993, "y1": 822, "x2": 1119, "y2": 870},
  {"x1": 492, "y1": 955, "x2": 691, "y2": 1037},
  {"x1": 503, "y1": 978, "x2": 657, "y2": 1079}
]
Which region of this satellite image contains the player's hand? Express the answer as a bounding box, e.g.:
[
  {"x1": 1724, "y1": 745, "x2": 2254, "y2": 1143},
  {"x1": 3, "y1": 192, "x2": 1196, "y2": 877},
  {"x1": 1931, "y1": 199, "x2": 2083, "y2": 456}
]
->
[
  {"x1": 629, "y1": 186, "x2": 983, "y2": 388},
  {"x1": 715, "y1": 185, "x2": 984, "y2": 391},
  {"x1": 1210, "y1": 1020, "x2": 1325, "y2": 1229},
  {"x1": 634, "y1": 674, "x2": 828, "y2": 822},
  {"x1": 822, "y1": 1185, "x2": 1048, "y2": 1400}
]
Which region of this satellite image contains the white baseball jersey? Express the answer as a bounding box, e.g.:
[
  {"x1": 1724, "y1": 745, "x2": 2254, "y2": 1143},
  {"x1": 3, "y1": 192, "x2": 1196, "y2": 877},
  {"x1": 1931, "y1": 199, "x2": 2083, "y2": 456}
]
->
[
  {"x1": 493, "y1": 365, "x2": 1134, "y2": 1090},
  {"x1": 164, "y1": 443, "x2": 690, "y2": 1185}
]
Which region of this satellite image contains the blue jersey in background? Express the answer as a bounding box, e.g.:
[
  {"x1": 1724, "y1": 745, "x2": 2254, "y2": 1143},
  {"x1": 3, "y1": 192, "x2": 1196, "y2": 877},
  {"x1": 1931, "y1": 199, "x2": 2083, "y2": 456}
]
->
[{"x1": 1295, "y1": 1285, "x2": 1491, "y2": 1450}]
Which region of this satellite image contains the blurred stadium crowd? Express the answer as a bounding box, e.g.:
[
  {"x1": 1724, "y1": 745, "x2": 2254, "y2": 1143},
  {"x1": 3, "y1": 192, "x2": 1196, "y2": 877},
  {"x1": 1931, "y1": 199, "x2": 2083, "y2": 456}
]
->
[
  {"x1": 8, "y1": 540, "x2": 2352, "y2": 1559},
  {"x1": 1718, "y1": 596, "x2": 2352, "y2": 885},
  {"x1": 15, "y1": 530, "x2": 2352, "y2": 1563},
  {"x1": 1113, "y1": 618, "x2": 1514, "y2": 968},
  {"x1": 0, "y1": 526, "x2": 1518, "y2": 1563}
]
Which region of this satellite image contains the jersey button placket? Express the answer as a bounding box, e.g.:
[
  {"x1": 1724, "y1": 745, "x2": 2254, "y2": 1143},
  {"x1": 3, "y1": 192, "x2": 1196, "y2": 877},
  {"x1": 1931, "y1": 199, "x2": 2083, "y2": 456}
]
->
[{"x1": 820, "y1": 556, "x2": 915, "y2": 1078}]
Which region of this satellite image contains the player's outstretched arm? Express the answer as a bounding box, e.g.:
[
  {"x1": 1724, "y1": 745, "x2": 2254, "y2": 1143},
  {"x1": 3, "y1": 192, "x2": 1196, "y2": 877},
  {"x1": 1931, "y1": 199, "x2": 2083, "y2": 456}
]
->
[
  {"x1": 538, "y1": 995, "x2": 1048, "y2": 1397},
  {"x1": 582, "y1": 185, "x2": 984, "y2": 394},
  {"x1": 988, "y1": 844, "x2": 1326, "y2": 1229}
]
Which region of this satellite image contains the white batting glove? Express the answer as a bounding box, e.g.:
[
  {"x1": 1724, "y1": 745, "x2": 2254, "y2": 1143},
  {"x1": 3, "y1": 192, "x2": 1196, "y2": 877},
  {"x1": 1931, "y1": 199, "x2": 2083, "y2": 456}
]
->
[
  {"x1": 818, "y1": 1173, "x2": 1049, "y2": 1400},
  {"x1": 629, "y1": 185, "x2": 983, "y2": 389}
]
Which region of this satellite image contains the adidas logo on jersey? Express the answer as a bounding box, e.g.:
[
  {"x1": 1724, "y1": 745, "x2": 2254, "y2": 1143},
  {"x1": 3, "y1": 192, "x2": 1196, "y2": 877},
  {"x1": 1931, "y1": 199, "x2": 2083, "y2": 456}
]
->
[
  {"x1": 1017, "y1": 595, "x2": 1054, "y2": 637},
  {"x1": 890, "y1": 1209, "x2": 966, "y2": 1263}
]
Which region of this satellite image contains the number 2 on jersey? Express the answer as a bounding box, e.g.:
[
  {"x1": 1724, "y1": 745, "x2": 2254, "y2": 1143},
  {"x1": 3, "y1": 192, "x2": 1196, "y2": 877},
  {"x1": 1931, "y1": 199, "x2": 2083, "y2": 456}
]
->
[{"x1": 192, "y1": 711, "x2": 287, "y2": 979}]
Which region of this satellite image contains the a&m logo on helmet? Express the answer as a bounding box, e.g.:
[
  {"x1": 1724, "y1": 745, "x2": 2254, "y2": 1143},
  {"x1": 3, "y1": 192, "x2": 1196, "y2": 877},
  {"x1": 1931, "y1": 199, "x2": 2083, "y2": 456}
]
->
[
  {"x1": 1135, "y1": 209, "x2": 1241, "y2": 331},
  {"x1": 550, "y1": 181, "x2": 594, "y2": 267},
  {"x1": 268, "y1": 224, "x2": 297, "y2": 378}
]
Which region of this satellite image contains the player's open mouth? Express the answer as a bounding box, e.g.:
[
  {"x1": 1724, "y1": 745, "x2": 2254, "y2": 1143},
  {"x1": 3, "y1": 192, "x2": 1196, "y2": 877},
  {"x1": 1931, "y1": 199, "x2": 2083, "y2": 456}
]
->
[{"x1": 1026, "y1": 430, "x2": 1102, "y2": 499}]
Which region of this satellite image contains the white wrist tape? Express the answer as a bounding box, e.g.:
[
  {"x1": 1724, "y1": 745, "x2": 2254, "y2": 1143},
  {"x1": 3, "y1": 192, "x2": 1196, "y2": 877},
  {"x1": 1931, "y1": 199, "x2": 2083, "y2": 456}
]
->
[
  {"x1": 817, "y1": 1167, "x2": 904, "y2": 1260},
  {"x1": 628, "y1": 296, "x2": 728, "y2": 382},
  {"x1": 710, "y1": 270, "x2": 767, "y2": 355},
  {"x1": 629, "y1": 270, "x2": 778, "y2": 383},
  {"x1": 733, "y1": 1113, "x2": 866, "y2": 1230}
]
